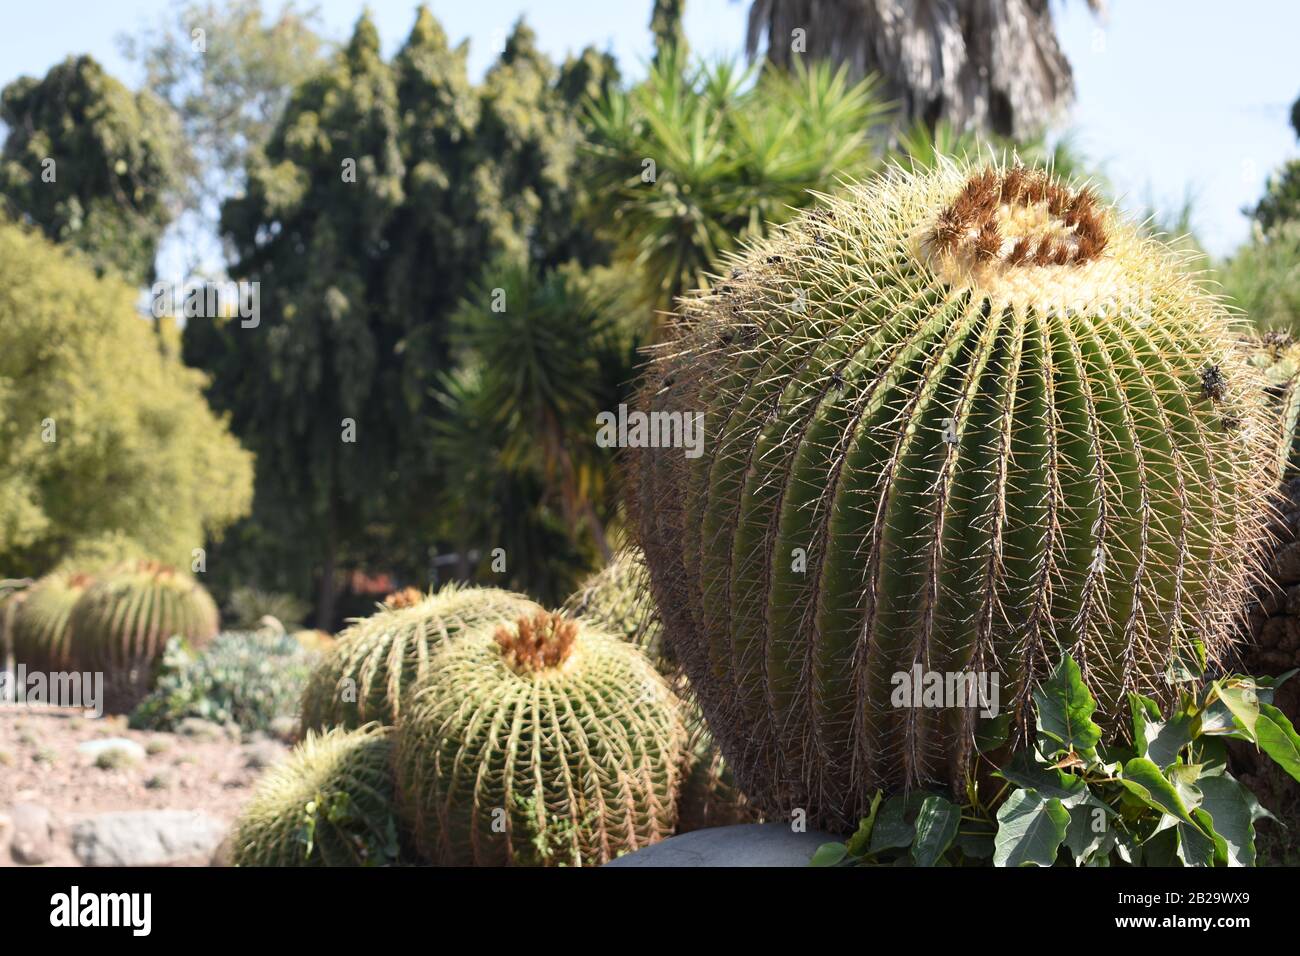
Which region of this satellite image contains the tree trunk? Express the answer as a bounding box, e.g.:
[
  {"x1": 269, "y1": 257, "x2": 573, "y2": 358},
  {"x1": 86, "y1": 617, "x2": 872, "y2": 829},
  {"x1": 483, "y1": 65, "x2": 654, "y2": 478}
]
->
[{"x1": 316, "y1": 520, "x2": 338, "y2": 632}]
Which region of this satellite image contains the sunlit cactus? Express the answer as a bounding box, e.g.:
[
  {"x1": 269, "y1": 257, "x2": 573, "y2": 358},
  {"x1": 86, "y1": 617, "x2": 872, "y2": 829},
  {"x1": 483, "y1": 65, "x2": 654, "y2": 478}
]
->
[
  {"x1": 631, "y1": 159, "x2": 1277, "y2": 829},
  {"x1": 1245, "y1": 330, "x2": 1300, "y2": 477},
  {"x1": 68, "y1": 561, "x2": 218, "y2": 704},
  {"x1": 394, "y1": 609, "x2": 686, "y2": 865},
  {"x1": 229, "y1": 724, "x2": 400, "y2": 867},
  {"x1": 561, "y1": 547, "x2": 667, "y2": 668},
  {"x1": 300, "y1": 584, "x2": 542, "y2": 732},
  {"x1": 12, "y1": 570, "x2": 93, "y2": 670}
]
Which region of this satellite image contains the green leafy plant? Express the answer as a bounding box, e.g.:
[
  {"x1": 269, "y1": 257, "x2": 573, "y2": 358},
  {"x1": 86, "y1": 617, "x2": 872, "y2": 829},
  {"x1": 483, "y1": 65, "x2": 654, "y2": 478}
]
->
[
  {"x1": 130, "y1": 631, "x2": 315, "y2": 735},
  {"x1": 813, "y1": 651, "x2": 1300, "y2": 867},
  {"x1": 632, "y1": 159, "x2": 1277, "y2": 832}
]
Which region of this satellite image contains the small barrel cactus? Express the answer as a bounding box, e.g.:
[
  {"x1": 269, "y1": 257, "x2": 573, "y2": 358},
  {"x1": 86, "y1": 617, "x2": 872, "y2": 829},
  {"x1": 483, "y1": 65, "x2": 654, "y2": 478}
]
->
[
  {"x1": 676, "y1": 713, "x2": 758, "y2": 833},
  {"x1": 12, "y1": 571, "x2": 93, "y2": 671},
  {"x1": 229, "y1": 724, "x2": 400, "y2": 866},
  {"x1": 562, "y1": 547, "x2": 666, "y2": 669},
  {"x1": 394, "y1": 609, "x2": 686, "y2": 865},
  {"x1": 69, "y1": 562, "x2": 218, "y2": 705},
  {"x1": 1245, "y1": 330, "x2": 1300, "y2": 477},
  {"x1": 632, "y1": 160, "x2": 1276, "y2": 829},
  {"x1": 300, "y1": 584, "x2": 541, "y2": 732}
]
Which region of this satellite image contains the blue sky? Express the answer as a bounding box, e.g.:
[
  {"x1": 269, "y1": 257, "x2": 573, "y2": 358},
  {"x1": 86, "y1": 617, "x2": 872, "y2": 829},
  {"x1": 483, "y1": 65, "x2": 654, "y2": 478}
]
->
[{"x1": 2, "y1": 0, "x2": 1298, "y2": 259}]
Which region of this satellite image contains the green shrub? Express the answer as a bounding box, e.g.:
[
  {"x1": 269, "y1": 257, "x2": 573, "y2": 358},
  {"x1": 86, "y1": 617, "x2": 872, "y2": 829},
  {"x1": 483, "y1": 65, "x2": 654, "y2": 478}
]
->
[
  {"x1": 224, "y1": 586, "x2": 309, "y2": 631},
  {"x1": 130, "y1": 631, "x2": 314, "y2": 735},
  {"x1": 230, "y1": 724, "x2": 400, "y2": 867}
]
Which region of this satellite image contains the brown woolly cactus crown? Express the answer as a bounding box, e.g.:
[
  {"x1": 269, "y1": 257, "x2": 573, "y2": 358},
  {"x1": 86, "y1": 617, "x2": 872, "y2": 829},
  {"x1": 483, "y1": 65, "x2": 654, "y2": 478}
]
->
[
  {"x1": 632, "y1": 158, "x2": 1277, "y2": 829},
  {"x1": 494, "y1": 609, "x2": 579, "y2": 672}
]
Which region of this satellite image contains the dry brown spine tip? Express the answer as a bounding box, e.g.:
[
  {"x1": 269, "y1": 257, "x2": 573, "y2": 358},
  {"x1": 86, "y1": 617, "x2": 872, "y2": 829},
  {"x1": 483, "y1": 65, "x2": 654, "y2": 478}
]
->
[
  {"x1": 383, "y1": 587, "x2": 424, "y2": 610},
  {"x1": 494, "y1": 609, "x2": 579, "y2": 671}
]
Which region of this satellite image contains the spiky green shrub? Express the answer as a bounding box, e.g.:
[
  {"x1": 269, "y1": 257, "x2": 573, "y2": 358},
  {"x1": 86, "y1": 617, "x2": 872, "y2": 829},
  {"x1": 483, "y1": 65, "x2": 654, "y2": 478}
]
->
[
  {"x1": 632, "y1": 160, "x2": 1277, "y2": 830},
  {"x1": 561, "y1": 547, "x2": 666, "y2": 668},
  {"x1": 394, "y1": 609, "x2": 686, "y2": 866},
  {"x1": 229, "y1": 724, "x2": 401, "y2": 867},
  {"x1": 300, "y1": 584, "x2": 542, "y2": 732},
  {"x1": 224, "y1": 586, "x2": 309, "y2": 632},
  {"x1": 68, "y1": 561, "x2": 219, "y2": 705},
  {"x1": 11, "y1": 571, "x2": 92, "y2": 670},
  {"x1": 130, "y1": 631, "x2": 316, "y2": 734}
]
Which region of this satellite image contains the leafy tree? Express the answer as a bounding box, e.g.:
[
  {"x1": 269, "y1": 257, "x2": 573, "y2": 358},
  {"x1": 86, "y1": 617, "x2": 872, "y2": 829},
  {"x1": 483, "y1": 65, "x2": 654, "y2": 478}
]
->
[
  {"x1": 0, "y1": 218, "x2": 253, "y2": 577},
  {"x1": 585, "y1": 49, "x2": 890, "y2": 314},
  {"x1": 1218, "y1": 222, "x2": 1300, "y2": 336},
  {"x1": 0, "y1": 55, "x2": 184, "y2": 285},
  {"x1": 118, "y1": 0, "x2": 327, "y2": 268}
]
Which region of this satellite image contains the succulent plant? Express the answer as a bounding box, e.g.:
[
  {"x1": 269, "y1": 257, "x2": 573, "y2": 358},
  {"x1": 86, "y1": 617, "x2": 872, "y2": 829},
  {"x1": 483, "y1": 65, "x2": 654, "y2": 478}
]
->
[
  {"x1": 300, "y1": 584, "x2": 542, "y2": 732},
  {"x1": 561, "y1": 547, "x2": 667, "y2": 668},
  {"x1": 11, "y1": 571, "x2": 92, "y2": 671},
  {"x1": 68, "y1": 561, "x2": 218, "y2": 706},
  {"x1": 631, "y1": 160, "x2": 1277, "y2": 830},
  {"x1": 1244, "y1": 330, "x2": 1300, "y2": 477},
  {"x1": 130, "y1": 631, "x2": 316, "y2": 735},
  {"x1": 394, "y1": 609, "x2": 686, "y2": 865},
  {"x1": 229, "y1": 724, "x2": 401, "y2": 867}
]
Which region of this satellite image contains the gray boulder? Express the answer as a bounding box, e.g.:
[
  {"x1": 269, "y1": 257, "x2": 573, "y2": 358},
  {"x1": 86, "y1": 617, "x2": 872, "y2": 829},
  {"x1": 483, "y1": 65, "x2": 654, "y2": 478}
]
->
[
  {"x1": 605, "y1": 823, "x2": 838, "y2": 867},
  {"x1": 71, "y1": 811, "x2": 227, "y2": 867}
]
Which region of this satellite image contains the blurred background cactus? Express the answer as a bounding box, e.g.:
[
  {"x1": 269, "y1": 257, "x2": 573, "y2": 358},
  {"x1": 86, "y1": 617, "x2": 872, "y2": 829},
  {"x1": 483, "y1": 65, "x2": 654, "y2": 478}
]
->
[
  {"x1": 633, "y1": 160, "x2": 1276, "y2": 829},
  {"x1": 230, "y1": 724, "x2": 401, "y2": 866},
  {"x1": 300, "y1": 584, "x2": 541, "y2": 731},
  {"x1": 10, "y1": 570, "x2": 92, "y2": 671},
  {"x1": 394, "y1": 609, "x2": 685, "y2": 865}
]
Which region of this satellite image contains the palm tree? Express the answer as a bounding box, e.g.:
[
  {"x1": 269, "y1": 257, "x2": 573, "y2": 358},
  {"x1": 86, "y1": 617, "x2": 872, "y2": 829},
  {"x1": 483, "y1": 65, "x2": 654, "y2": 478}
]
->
[{"x1": 746, "y1": 0, "x2": 1104, "y2": 139}]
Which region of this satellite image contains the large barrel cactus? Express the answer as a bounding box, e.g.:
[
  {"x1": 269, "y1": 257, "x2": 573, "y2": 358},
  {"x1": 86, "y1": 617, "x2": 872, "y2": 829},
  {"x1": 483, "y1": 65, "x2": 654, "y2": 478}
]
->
[
  {"x1": 394, "y1": 609, "x2": 686, "y2": 866},
  {"x1": 12, "y1": 571, "x2": 92, "y2": 671},
  {"x1": 230, "y1": 724, "x2": 400, "y2": 866},
  {"x1": 632, "y1": 160, "x2": 1276, "y2": 829},
  {"x1": 69, "y1": 562, "x2": 218, "y2": 705},
  {"x1": 300, "y1": 584, "x2": 541, "y2": 732}
]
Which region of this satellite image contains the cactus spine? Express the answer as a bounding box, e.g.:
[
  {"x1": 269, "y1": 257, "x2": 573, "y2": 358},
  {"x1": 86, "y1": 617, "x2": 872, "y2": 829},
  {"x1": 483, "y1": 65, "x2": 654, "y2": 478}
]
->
[
  {"x1": 562, "y1": 547, "x2": 667, "y2": 670},
  {"x1": 394, "y1": 609, "x2": 686, "y2": 865},
  {"x1": 300, "y1": 584, "x2": 542, "y2": 731},
  {"x1": 632, "y1": 160, "x2": 1276, "y2": 829},
  {"x1": 230, "y1": 724, "x2": 399, "y2": 866}
]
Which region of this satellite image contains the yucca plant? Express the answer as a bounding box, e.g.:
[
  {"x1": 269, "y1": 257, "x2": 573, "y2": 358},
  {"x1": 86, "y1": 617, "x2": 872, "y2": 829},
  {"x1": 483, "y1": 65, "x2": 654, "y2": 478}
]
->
[
  {"x1": 631, "y1": 159, "x2": 1277, "y2": 830},
  {"x1": 394, "y1": 609, "x2": 686, "y2": 865},
  {"x1": 68, "y1": 561, "x2": 219, "y2": 706},
  {"x1": 229, "y1": 724, "x2": 401, "y2": 867},
  {"x1": 585, "y1": 48, "x2": 890, "y2": 316},
  {"x1": 11, "y1": 570, "x2": 92, "y2": 671},
  {"x1": 300, "y1": 584, "x2": 542, "y2": 732}
]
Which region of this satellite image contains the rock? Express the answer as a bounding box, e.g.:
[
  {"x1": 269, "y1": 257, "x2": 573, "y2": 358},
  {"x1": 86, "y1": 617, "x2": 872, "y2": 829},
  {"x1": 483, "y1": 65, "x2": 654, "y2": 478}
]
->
[
  {"x1": 0, "y1": 812, "x2": 11, "y2": 853},
  {"x1": 1272, "y1": 540, "x2": 1300, "y2": 586},
  {"x1": 77, "y1": 737, "x2": 146, "y2": 765},
  {"x1": 242, "y1": 739, "x2": 285, "y2": 770},
  {"x1": 10, "y1": 802, "x2": 55, "y2": 865},
  {"x1": 268, "y1": 715, "x2": 299, "y2": 744},
  {"x1": 71, "y1": 811, "x2": 228, "y2": 867},
  {"x1": 604, "y1": 823, "x2": 838, "y2": 868}
]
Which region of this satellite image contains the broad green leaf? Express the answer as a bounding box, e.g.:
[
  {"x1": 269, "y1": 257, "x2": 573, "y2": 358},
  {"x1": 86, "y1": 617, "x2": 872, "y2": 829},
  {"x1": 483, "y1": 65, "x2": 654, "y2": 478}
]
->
[
  {"x1": 1197, "y1": 775, "x2": 1256, "y2": 867},
  {"x1": 1256, "y1": 702, "x2": 1300, "y2": 784},
  {"x1": 1034, "y1": 655, "x2": 1102, "y2": 758},
  {"x1": 845, "y1": 791, "x2": 883, "y2": 857},
  {"x1": 867, "y1": 794, "x2": 915, "y2": 853},
  {"x1": 1165, "y1": 639, "x2": 1207, "y2": 683},
  {"x1": 996, "y1": 750, "x2": 1090, "y2": 806},
  {"x1": 975, "y1": 712, "x2": 1011, "y2": 753},
  {"x1": 1118, "y1": 757, "x2": 1204, "y2": 831},
  {"x1": 1139, "y1": 698, "x2": 1198, "y2": 769},
  {"x1": 1129, "y1": 692, "x2": 1161, "y2": 747},
  {"x1": 809, "y1": 842, "x2": 848, "y2": 867},
  {"x1": 1213, "y1": 677, "x2": 1261, "y2": 740},
  {"x1": 993, "y1": 789, "x2": 1070, "y2": 867},
  {"x1": 956, "y1": 828, "x2": 995, "y2": 859},
  {"x1": 911, "y1": 795, "x2": 961, "y2": 867},
  {"x1": 1176, "y1": 809, "x2": 1217, "y2": 867},
  {"x1": 1064, "y1": 802, "x2": 1111, "y2": 866}
]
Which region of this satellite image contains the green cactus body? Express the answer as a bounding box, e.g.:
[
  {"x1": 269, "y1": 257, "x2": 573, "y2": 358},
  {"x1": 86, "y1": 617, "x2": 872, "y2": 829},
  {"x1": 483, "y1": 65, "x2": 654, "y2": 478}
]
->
[
  {"x1": 300, "y1": 584, "x2": 542, "y2": 732},
  {"x1": 632, "y1": 161, "x2": 1276, "y2": 829},
  {"x1": 676, "y1": 714, "x2": 758, "y2": 832},
  {"x1": 562, "y1": 547, "x2": 667, "y2": 669},
  {"x1": 394, "y1": 609, "x2": 686, "y2": 866},
  {"x1": 12, "y1": 571, "x2": 92, "y2": 670},
  {"x1": 230, "y1": 724, "x2": 400, "y2": 866},
  {"x1": 68, "y1": 562, "x2": 218, "y2": 705}
]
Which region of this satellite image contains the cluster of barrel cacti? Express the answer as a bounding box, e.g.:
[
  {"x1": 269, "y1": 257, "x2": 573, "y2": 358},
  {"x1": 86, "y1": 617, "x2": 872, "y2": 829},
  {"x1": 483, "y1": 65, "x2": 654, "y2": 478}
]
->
[
  {"x1": 7, "y1": 559, "x2": 219, "y2": 709},
  {"x1": 631, "y1": 159, "x2": 1278, "y2": 830}
]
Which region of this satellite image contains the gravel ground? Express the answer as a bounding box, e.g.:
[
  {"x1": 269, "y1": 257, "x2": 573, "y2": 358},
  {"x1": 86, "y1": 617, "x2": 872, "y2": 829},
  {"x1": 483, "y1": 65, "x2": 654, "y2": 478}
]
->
[{"x1": 0, "y1": 707, "x2": 287, "y2": 866}]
